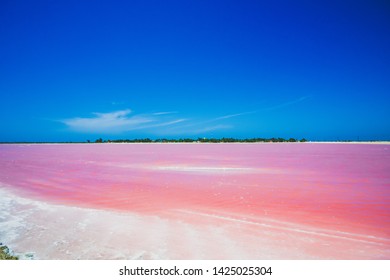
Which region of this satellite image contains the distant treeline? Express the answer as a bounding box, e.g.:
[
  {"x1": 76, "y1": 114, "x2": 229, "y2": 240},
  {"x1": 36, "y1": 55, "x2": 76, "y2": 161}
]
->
[{"x1": 91, "y1": 137, "x2": 308, "y2": 143}]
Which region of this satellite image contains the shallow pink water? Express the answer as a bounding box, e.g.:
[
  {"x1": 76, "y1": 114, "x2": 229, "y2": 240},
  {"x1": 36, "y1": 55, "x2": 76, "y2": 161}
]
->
[{"x1": 1, "y1": 143, "x2": 390, "y2": 258}]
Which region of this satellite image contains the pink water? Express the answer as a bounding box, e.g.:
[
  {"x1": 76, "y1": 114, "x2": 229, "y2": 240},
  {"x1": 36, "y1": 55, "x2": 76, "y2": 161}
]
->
[{"x1": 1, "y1": 143, "x2": 389, "y2": 259}]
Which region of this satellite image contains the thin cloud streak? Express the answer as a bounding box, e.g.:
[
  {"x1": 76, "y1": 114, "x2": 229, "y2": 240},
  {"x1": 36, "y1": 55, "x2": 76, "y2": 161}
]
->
[
  {"x1": 173, "y1": 110, "x2": 255, "y2": 131},
  {"x1": 153, "y1": 111, "x2": 178, "y2": 115},
  {"x1": 263, "y1": 96, "x2": 310, "y2": 111},
  {"x1": 111, "y1": 101, "x2": 125, "y2": 106},
  {"x1": 61, "y1": 96, "x2": 308, "y2": 135},
  {"x1": 163, "y1": 124, "x2": 232, "y2": 136},
  {"x1": 168, "y1": 96, "x2": 309, "y2": 135},
  {"x1": 61, "y1": 109, "x2": 184, "y2": 133},
  {"x1": 135, "y1": 119, "x2": 187, "y2": 130},
  {"x1": 214, "y1": 110, "x2": 258, "y2": 120}
]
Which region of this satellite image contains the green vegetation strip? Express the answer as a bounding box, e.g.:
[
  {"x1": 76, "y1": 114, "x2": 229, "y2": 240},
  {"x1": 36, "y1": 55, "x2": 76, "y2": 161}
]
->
[
  {"x1": 0, "y1": 244, "x2": 18, "y2": 260},
  {"x1": 93, "y1": 137, "x2": 308, "y2": 143}
]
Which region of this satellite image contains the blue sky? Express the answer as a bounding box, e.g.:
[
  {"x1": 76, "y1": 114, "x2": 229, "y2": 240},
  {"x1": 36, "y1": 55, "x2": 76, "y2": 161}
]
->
[{"x1": 1, "y1": 0, "x2": 389, "y2": 141}]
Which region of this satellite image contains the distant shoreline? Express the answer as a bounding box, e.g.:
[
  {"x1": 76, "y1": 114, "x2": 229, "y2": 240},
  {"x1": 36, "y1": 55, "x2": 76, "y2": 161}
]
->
[{"x1": 1, "y1": 141, "x2": 389, "y2": 145}]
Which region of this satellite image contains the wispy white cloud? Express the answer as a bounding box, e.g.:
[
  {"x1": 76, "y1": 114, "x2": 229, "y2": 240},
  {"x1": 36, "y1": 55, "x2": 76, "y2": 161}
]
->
[
  {"x1": 161, "y1": 124, "x2": 232, "y2": 136},
  {"x1": 111, "y1": 101, "x2": 125, "y2": 105},
  {"x1": 137, "y1": 119, "x2": 187, "y2": 130},
  {"x1": 263, "y1": 96, "x2": 310, "y2": 111},
  {"x1": 174, "y1": 110, "x2": 254, "y2": 131},
  {"x1": 61, "y1": 109, "x2": 184, "y2": 133},
  {"x1": 210, "y1": 96, "x2": 309, "y2": 122},
  {"x1": 156, "y1": 119, "x2": 186, "y2": 126},
  {"x1": 61, "y1": 96, "x2": 309, "y2": 136},
  {"x1": 153, "y1": 111, "x2": 178, "y2": 115},
  {"x1": 165, "y1": 96, "x2": 309, "y2": 135},
  {"x1": 164, "y1": 110, "x2": 252, "y2": 134},
  {"x1": 214, "y1": 110, "x2": 257, "y2": 120}
]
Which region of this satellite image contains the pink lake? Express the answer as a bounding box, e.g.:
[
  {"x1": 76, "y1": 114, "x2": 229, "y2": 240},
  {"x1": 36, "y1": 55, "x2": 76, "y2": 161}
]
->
[{"x1": 0, "y1": 143, "x2": 389, "y2": 259}]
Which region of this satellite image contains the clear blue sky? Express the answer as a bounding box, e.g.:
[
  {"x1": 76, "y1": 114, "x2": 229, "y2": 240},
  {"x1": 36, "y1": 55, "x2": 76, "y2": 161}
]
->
[{"x1": 1, "y1": 0, "x2": 389, "y2": 141}]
